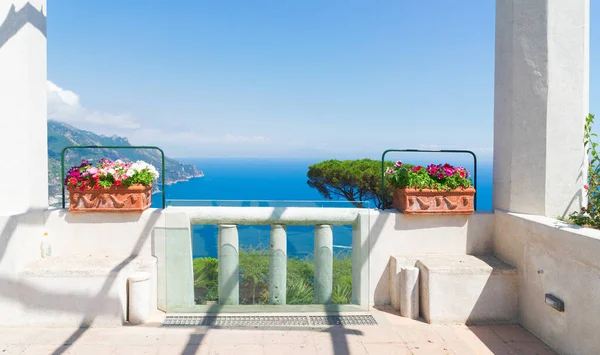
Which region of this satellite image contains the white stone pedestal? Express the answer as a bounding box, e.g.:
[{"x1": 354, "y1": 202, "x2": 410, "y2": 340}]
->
[{"x1": 128, "y1": 272, "x2": 151, "y2": 324}]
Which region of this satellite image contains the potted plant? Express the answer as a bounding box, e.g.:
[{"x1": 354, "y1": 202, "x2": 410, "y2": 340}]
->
[
  {"x1": 386, "y1": 161, "x2": 475, "y2": 214},
  {"x1": 64, "y1": 158, "x2": 159, "y2": 212}
]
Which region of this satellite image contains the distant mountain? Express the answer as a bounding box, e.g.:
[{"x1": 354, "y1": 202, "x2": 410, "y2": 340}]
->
[{"x1": 47, "y1": 120, "x2": 204, "y2": 206}]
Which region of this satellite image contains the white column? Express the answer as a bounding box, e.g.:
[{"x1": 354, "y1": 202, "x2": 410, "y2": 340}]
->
[
  {"x1": 218, "y1": 224, "x2": 239, "y2": 305},
  {"x1": 0, "y1": 1, "x2": 48, "y2": 215},
  {"x1": 314, "y1": 224, "x2": 333, "y2": 304},
  {"x1": 269, "y1": 224, "x2": 287, "y2": 305},
  {"x1": 399, "y1": 267, "x2": 419, "y2": 319},
  {"x1": 493, "y1": 0, "x2": 589, "y2": 218},
  {"x1": 128, "y1": 272, "x2": 151, "y2": 324}
]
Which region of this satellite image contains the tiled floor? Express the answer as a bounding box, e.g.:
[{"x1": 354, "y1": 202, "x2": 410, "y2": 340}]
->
[{"x1": 0, "y1": 309, "x2": 557, "y2": 354}]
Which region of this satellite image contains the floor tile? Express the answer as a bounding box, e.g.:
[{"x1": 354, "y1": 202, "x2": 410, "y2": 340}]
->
[
  {"x1": 63, "y1": 344, "x2": 115, "y2": 354},
  {"x1": 157, "y1": 344, "x2": 209, "y2": 355},
  {"x1": 314, "y1": 339, "x2": 368, "y2": 355},
  {"x1": 396, "y1": 325, "x2": 445, "y2": 344},
  {"x1": 31, "y1": 328, "x2": 84, "y2": 345},
  {"x1": 162, "y1": 329, "x2": 210, "y2": 346},
  {"x1": 431, "y1": 325, "x2": 477, "y2": 355},
  {"x1": 491, "y1": 325, "x2": 543, "y2": 343},
  {"x1": 508, "y1": 341, "x2": 558, "y2": 355},
  {"x1": 407, "y1": 342, "x2": 456, "y2": 354},
  {"x1": 263, "y1": 330, "x2": 312, "y2": 344},
  {"x1": 113, "y1": 345, "x2": 160, "y2": 355},
  {"x1": 264, "y1": 343, "x2": 317, "y2": 355},
  {"x1": 209, "y1": 329, "x2": 264, "y2": 345},
  {"x1": 208, "y1": 344, "x2": 264, "y2": 355},
  {"x1": 0, "y1": 328, "x2": 46, "y2": 345},
  {"x1": 78, "y1": 328, "x2": 164, "y2": 346},
  {"x1": 0, "y1": 345, "x2": 28, "y2": 354},
  {"x1": 361, "y1": 342, "x2": 412, "y2": 355},
  {"x1": 22, "y1": 345, "x2": 71, "y2": 355}
]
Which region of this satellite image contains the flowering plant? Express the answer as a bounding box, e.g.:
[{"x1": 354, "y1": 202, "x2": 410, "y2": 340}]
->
[
  {"x1": 386, "y1": 161, "x2": 472, "y2": 191},
  {"x1": 64, "y1": 158, "x2": 159, "y2": 191},
  {"x1": 561, "y1": 113, "x2": 600, "y2": 228}
]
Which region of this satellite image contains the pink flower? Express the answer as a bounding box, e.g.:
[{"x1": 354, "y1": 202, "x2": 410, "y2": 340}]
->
[
  {"x1": 427, "y1": 164, "x2": 438, "y2": 175},
  {"x1": 388, "y1": 169, "x2": 395, "y2": 175},
  {"x1": 87, "y1": 167, "x2": 99, "y2": 175},
  {"x1": 395, "y1": 161, "x2": 402, "y2": 167},
  {"x1": 413, "y1": 166, "x2": 422, "y2": 173}
]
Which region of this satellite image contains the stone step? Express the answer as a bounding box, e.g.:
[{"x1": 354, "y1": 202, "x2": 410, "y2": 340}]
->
[
  {"x1": 417, "y1": 255, "x2": 518, "y2": 324},
  {"x1": 1, "y1": 256, "x2": 157, "y2": 327}
]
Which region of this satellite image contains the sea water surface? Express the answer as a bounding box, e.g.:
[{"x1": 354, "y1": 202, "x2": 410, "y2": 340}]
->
[{"x1": 152, "y1": 158, "x2": 493, "y2": 259}]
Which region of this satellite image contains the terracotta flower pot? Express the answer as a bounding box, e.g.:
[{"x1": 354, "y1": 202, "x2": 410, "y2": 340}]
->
[
  {"x1": 392, "y1": 187, "x2": 475, "y2": 215},
  {"x1": 67, "y1": 184, "x2": 152, "y2": 212}
]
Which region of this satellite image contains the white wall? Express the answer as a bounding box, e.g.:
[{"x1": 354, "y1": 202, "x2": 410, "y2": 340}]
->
[
  {"x1": 368, "y1": 210, "x2": 494, "y2": 305},
  {"x1": 0, "y1": 209, "x2": 167, "y2": 327},
  {"x1": 494, "y1": 210, "x2": 600, "y2": 355}
]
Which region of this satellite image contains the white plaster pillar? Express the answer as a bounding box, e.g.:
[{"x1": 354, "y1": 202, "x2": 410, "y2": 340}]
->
[
  {"x1": 128, "y1": 272, "x2": 151, "y2": 324},
  {"x1": 399, "y1": 267, "x2": 419, "y2": 319},
  {"x1": 493, "y1": 0, "x2": 589, "y2": 218},
  {"x1": 0, "y1": 1, "x2": 48, "y2": 215}
]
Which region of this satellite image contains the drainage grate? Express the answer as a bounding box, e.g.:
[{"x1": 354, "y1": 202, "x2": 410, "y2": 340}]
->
[
  {"x1": 163, "y1": 315, "x2": 310, "y2": 327},
  {"x1": 310, "y1": 315, "x2": 378, "y2": 326},
  {"x1": 162, "y1": 314, "x2": 377, "y2": 327}
]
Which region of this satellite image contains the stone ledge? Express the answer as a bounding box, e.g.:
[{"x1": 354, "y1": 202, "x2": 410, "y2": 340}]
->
[
  {"x1": 416, "y1": 255, "x2": 518, "y2": 275},
  {"x1": 20, "y1": 255, "x2": 157, "y2": 277}
]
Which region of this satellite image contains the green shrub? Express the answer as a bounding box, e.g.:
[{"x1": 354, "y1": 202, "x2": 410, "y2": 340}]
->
[
  {"x1": 286, "y1": 276, "x2": 314, "y2": 304},
  {"x1": 239, "y1": 247, "x2": 270, "y2": 304},
  {"x1": 192, "y1": 247, "x2": 353, "y2": 305},
  {"x1": 192, "y1": 257, "x2": 218, "y2": 303}
]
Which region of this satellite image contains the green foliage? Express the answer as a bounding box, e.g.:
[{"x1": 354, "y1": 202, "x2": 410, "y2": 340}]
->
[
  {"x1": 387, "y1": 163, "x2": 472, "y2": 191},
  {"x1": 307, "y1": 159, "x2": 398, "y2": 209},
  {"x1": 192, "y1": 249, "x2": 353, "y2": 305},
  {"x1": 563, "y1": 113, "x2": 600, "y2": 228},
  {"x1": 122, "y1": 170, "x2": 156, "y2": 187},
  {"x1": 193, "y1": 257, "x2": 218, "y2": 303},
  {"x1": 286, "y1": 277, "x2": 314, "y2": 305},
  {"x1": 332, "y1": 252, "x2": 353, "y2": 304},
  {"x1": 239, "y1": 247, "x2": 270, "y2": 304}
]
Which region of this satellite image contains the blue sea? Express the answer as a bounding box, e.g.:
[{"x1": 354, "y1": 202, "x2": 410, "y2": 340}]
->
[{"x1": 152, "y1": 158, "x2": 493, "y2": 259}]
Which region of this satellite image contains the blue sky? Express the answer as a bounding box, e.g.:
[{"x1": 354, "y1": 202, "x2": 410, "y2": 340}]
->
[{"x1": 46, "y1": 1, "x2": 597, "y2": 161}]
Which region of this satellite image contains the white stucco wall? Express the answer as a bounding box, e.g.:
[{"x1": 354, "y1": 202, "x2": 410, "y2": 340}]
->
[
  {"x1": 493, "y1": 0, "x2": 589, "y2": 218},
  {"x1": 368, "y1": 210, "x2": 494, "y2": 305},
  {"x1": 494, "y1": 210, "x2": 600, "y2": 355},
  {"x1": 0, "y1": 1, "x2": 48, "y2": 215}
]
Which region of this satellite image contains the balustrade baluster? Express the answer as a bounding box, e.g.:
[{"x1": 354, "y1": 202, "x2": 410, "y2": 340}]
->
[
  {"x1": 218, "y1": 224, "x2": 239, "y2": 305},
  {"x1": 269, "y1": 224, "x2": 287, "y2": 305},
  {"x1": 314, "y1": 224, "x2": 333, "y2": 304}
]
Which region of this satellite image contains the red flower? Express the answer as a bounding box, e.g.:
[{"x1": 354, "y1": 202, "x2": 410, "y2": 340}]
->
[
  {"x1": 584, "y1": 184, "x2": 589, "y2": 190},
  {"x1": 413, "y1": 166, "x2": 422, "y2": 173},
  {"x1": 69, "y1": 177, "x2": 78, "y2": 186},
  {"x1": 115, "y1": 180, "x2": 122, "y2": 186},
  {"x1": 94, "y1": 185, "x2": 101, "y2": 190},
  {"x1": 459, "y1": 170, "x2": 466, "y2": 178}
]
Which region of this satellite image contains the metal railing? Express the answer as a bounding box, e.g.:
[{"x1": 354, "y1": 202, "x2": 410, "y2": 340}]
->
[
  {"x1": 381, "y1": 149, "x2": 478, "y2": 210},
  {"x1": 60, "y1": 145, "x2": 166, "y2": 209}
]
